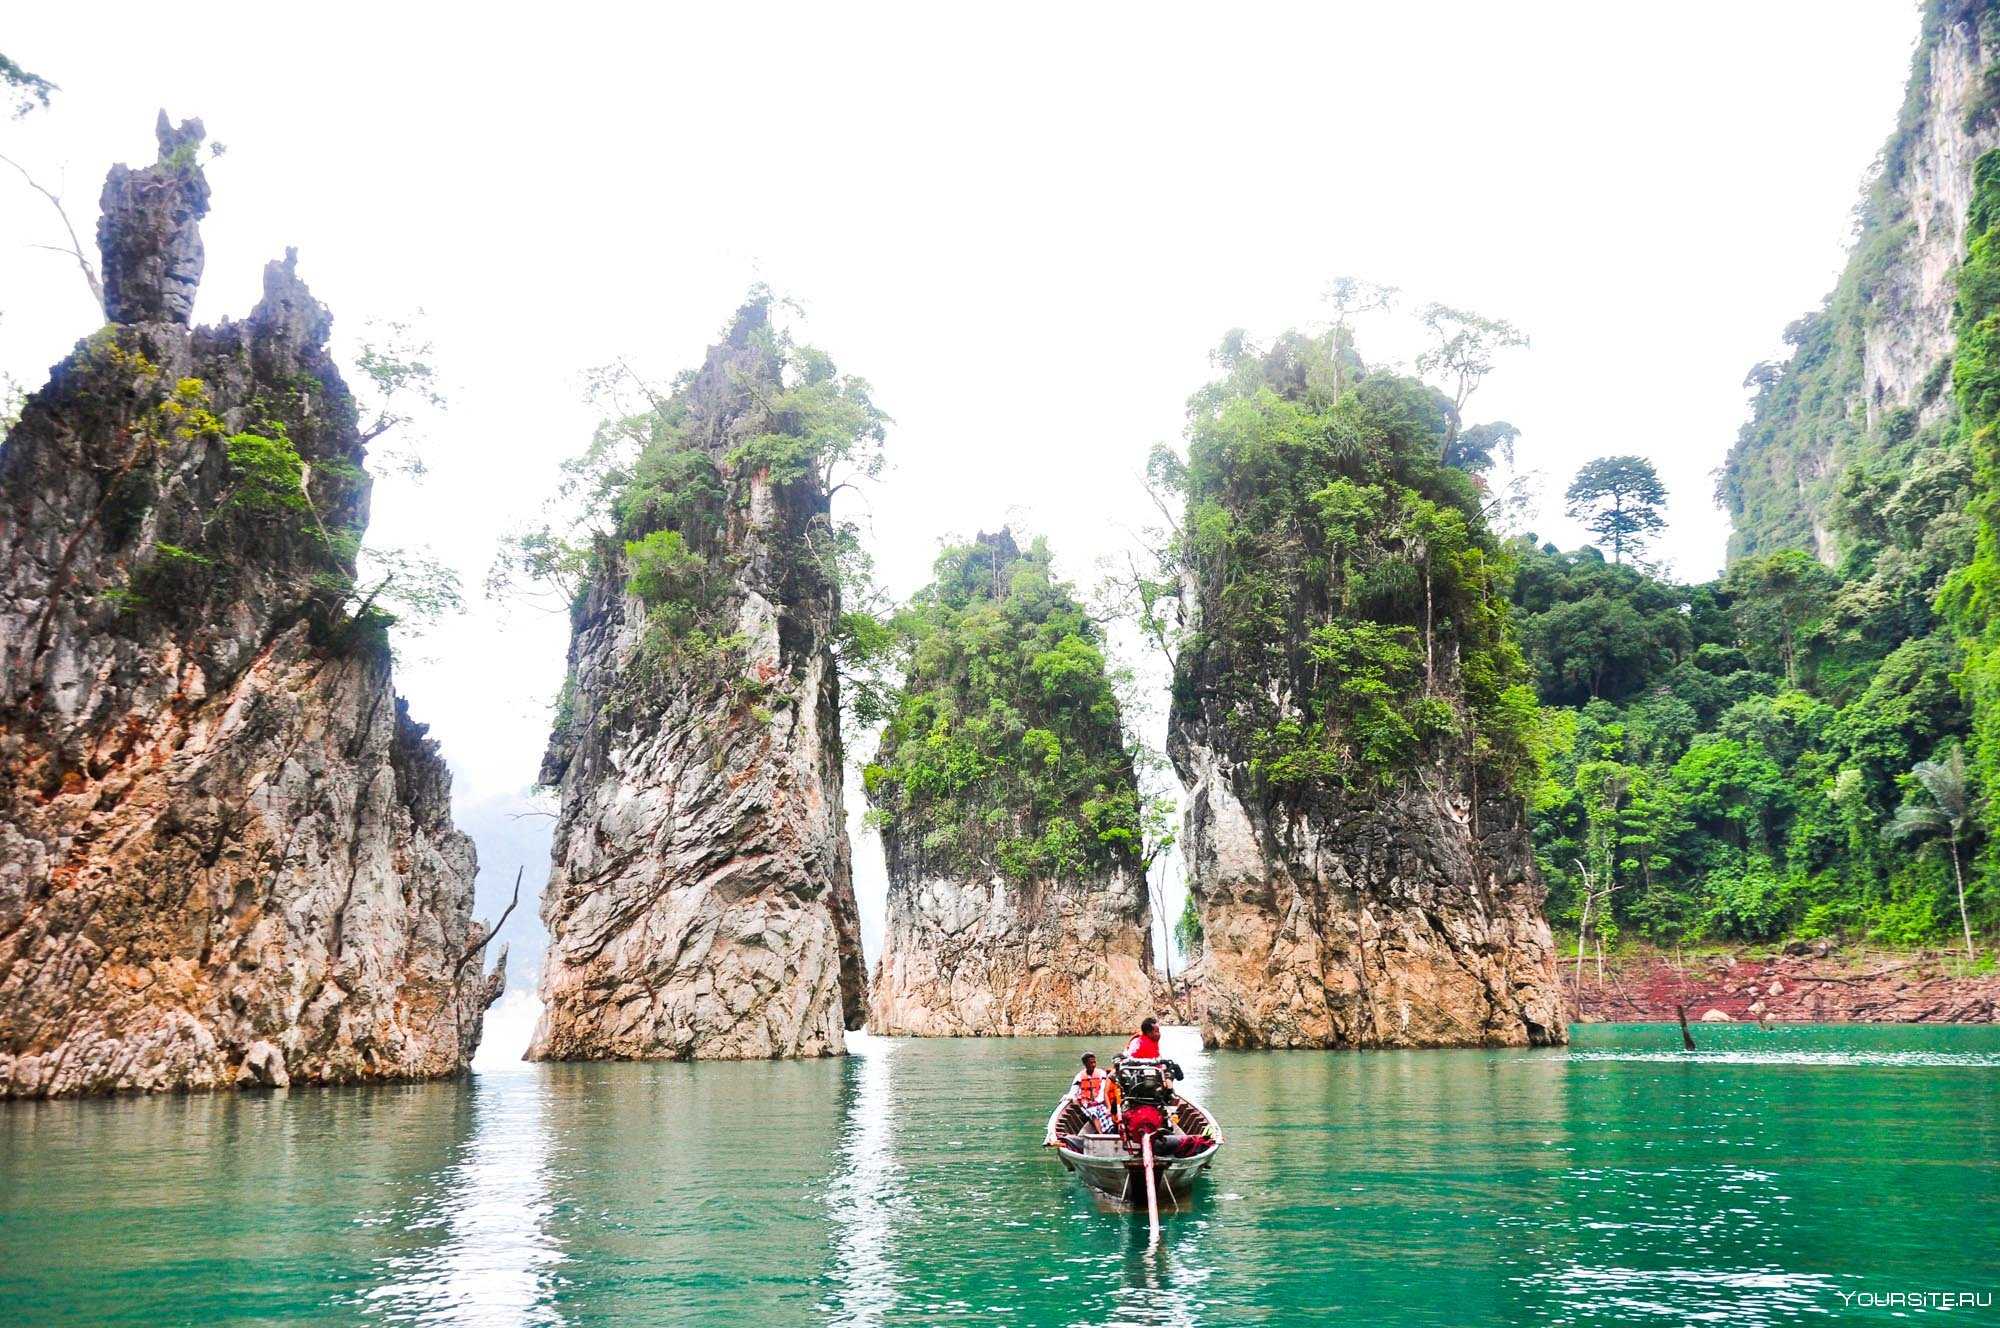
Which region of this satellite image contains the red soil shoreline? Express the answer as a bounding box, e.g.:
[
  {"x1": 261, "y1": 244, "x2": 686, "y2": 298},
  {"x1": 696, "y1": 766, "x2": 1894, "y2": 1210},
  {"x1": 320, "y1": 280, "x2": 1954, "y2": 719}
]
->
[{"x1": 1573, "y1": 945, "x2": 1998, "y2": 1024}]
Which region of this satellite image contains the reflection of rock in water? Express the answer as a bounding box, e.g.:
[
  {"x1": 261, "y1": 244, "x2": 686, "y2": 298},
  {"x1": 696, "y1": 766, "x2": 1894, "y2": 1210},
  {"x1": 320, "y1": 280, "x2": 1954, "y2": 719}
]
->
[
  {"x1": 528, "y1": 1058, "x2": 848, "y2": 1322},
  {"x1": 358, "y1": 1074, "x2": 563, "y2": 1323},
  {"x1": 823, "y1": 1034, "x2": 906, "y2": 1325}
]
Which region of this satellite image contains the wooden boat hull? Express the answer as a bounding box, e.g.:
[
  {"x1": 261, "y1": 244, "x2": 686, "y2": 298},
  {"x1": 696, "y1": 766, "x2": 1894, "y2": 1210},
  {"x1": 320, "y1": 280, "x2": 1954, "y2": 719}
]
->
[
  {"x1": 1046, "y1": 1091, "x2": 1221, "y2": 1205},
  {"x1": 1058, "y1": 1145, "x2": 1216, "y2": 1202}
]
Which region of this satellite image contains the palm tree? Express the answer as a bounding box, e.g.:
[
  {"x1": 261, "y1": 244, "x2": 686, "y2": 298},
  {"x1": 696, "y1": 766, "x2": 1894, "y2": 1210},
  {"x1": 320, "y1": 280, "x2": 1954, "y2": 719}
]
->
[{"x1": 1882, "y1": 744, "x2": 1980, "y2": 960}]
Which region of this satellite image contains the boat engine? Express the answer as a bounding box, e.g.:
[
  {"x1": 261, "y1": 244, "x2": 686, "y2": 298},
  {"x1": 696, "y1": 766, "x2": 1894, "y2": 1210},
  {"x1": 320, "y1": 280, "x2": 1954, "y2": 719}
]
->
[{"x1": 1113, "y1": 1055, "x2": 1182, "y2": 1106}]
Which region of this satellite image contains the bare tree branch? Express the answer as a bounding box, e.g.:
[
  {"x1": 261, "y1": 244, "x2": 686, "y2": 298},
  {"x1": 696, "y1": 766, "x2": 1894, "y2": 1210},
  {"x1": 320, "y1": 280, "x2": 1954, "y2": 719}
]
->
[
  {"x1": 455, "y1": 865, "x2": 522, "y2": 977},
  {"x1": 1, "y1": 151, "x2": 105, "y2": 315}
]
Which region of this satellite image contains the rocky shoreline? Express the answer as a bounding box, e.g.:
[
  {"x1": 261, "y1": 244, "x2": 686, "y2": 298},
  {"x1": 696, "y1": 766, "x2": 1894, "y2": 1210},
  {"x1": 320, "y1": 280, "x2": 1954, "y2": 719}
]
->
[{"x1": 1574, "y1": 946, "x2": 1998, "y2": 1025}]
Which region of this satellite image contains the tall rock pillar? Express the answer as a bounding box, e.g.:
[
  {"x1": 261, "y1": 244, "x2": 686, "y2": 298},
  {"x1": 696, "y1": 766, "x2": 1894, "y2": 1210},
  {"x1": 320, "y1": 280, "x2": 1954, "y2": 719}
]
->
[{"x1": 0, "y1": 117, "x2": 503, "y2": 1098}]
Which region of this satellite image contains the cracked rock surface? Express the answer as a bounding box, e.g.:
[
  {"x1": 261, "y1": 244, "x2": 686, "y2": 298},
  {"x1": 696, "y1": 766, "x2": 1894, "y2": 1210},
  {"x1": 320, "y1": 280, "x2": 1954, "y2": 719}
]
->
[
  {"x1": 0, "y1": 119, "x2": 501, "y2": 1098},
  {"x1": 1170, "y1": 725, "x2": 1567, "y2": 1049},
  {"x1": 529, "y1": 302, "x2": 866, "y2": 1062}
]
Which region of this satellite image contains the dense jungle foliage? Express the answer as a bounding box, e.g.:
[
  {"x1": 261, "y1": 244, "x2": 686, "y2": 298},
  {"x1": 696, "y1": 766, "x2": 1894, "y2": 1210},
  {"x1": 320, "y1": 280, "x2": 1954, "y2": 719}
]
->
[
  {"x1": 1135, "y1": 243, "x2": 1997, "y2": 952},
  {"x1": 1518, "y1": 522, "x2": 1984, "y2": 950},
  {"x1": 1941, "y1": 146, "x2": 2000, "y2": 942},
  {"x1": 1532, "y1": 174, "x2": 1995, "y2": 948},
  {"x1": 1559, "y1": 2, "x2": 2000, "y2": 954},
  {"x1": 1157, "y1": 325, "x2": 1538, "y2": 801},
  {"x1": 863, "y1": 531, "x2": 1145, "y2": 885}
]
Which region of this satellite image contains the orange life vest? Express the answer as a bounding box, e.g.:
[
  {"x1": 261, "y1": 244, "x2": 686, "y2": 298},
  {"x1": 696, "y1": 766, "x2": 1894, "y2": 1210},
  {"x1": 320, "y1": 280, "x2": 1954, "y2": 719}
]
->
[{"x1": 1076, "y1": 1069, "x2": 1114, "y2": 1104}]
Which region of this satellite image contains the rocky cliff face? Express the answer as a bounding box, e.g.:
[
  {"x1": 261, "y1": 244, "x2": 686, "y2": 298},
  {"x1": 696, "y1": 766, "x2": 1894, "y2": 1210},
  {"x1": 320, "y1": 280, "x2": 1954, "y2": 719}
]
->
[
  {"x1": 529, "y1": 302, "x2": 867, "y2": 1061},
  {"x1": 869, "y1": 873, "x2": 1154, "y2": 1035},
  {"x1": 1170, "y1": 732, "x2": 1565, "y2": 1048},
  {"x1": 1722, "y1": 0, "x2": 2000, "y2": 563},
  {"x1": 0, "y1": 116, "x2": 502, "y2": 1098},
  {"x1": 866, "y1": 531, "x2": 1154, "y2": 1036},
  {"x1": 1164, "y1": 333, "x2": 1566, "y2": 1050}
]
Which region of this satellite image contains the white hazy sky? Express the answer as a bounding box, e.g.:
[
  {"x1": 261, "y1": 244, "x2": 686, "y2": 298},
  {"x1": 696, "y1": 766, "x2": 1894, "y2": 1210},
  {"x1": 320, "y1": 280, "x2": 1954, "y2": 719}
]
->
[{"x1": 2, "y1": 3, "x2": 1918, "y2": 1000}]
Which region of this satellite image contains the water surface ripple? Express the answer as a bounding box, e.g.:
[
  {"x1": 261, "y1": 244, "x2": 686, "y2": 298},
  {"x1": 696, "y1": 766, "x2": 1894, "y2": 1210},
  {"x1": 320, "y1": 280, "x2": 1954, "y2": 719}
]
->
[{"x1": 1, "y1": 1024, "x2": 1994, "y2": 1325}]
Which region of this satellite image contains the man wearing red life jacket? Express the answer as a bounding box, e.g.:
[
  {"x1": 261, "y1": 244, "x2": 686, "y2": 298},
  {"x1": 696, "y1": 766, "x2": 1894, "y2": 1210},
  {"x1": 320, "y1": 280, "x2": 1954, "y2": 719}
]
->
[{"x1": 1123, "y1": 1017, "x2": 1162, "y2": 1061}]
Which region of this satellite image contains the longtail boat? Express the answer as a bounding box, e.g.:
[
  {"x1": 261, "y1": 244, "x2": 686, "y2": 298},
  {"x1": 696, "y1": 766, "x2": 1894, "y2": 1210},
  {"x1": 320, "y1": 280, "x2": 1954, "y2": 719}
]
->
[{"x1": 1043, "y1": 1063, "x2": 1221, "y2": 1206}]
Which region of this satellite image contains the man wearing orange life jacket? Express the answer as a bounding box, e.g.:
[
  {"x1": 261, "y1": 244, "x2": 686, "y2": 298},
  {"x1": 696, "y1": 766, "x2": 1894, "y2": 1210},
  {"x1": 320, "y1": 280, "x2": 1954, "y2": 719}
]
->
[{"x1": 1068, "y1": 1053, "x2": 1118, "y2": 1133}]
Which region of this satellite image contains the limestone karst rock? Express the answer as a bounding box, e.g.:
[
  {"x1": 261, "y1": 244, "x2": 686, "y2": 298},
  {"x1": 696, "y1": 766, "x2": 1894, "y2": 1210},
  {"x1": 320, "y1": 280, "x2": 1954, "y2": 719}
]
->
[
  {"x1": 0, "y1": 118, "x2": 503, "y2": 1099},
  {"x1": 1165, "y1": 332, "x2": 1567, "y2": 1050},
  {"x1": 1722, "y1": 0, "x2": 2000, "y2": 563},
  {"x1": 529, "y1": 300, "x2": 868, "y2": 1061},
  {"x1": 98, "y1": 112, "x2": 210, "y2": 325},
  {"x1": 865, "y1": 531, "x2": 1155, "y2": 1036}
]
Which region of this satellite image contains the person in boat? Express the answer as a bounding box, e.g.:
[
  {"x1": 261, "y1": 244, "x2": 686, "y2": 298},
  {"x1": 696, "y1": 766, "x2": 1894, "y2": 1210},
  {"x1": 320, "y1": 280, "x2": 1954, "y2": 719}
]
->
[
  {"x1": 1067, "y1": 1052, "x2": 1118, "y2": 1133},
  {"x1": 1120, "y1": 1016, "x2": 1185, "y2": 1081},
  {"x1": 1123, "y1": 1017, "x2": 1163, "y2": 1060}
]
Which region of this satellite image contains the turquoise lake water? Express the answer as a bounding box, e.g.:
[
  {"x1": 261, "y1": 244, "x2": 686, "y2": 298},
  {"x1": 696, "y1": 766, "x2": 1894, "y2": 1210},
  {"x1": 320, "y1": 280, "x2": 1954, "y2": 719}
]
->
[{"x1": 2, "y1": 1023, "x2": 1996, "y2": 1326}]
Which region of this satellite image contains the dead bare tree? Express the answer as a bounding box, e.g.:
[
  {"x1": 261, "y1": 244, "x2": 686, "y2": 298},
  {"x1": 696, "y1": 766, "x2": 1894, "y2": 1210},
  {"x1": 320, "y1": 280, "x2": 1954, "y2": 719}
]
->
[
  {"x1": 455, "y1": 866, "x2": 522, "y2": 978},
  {"x1": 1669, "y1": 944, "x2": 1697, "y2": 1051},
  {"x1": 1, "y1": 151, "x2": 104, "y2": 316},
  {"x1": 1147, "y1": 858, "x2": 1185, "y2": 1025},
  {"x1": 1571, "y1": 858, "x2": 1617, "y2": 1021}
]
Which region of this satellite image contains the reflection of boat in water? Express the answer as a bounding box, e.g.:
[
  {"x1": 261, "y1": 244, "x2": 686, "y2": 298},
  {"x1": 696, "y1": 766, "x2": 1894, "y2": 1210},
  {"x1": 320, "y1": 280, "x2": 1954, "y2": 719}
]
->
[{"x1": 1044, "y1": 1085, "x2": 1221, "y2": 1205}]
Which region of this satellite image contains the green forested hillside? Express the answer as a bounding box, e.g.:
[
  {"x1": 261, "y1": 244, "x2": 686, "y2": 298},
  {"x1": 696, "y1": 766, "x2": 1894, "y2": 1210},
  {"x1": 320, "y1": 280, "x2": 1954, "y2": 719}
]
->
[
  {"x1": 1527, "y1": 146, "x2": 1999, "y2": 955},
  {"x1": 1717, "y1": 0, "x2": 2000, "y2": 564},
  {"x1": 1517, "y1": 527, "x2": 1978, "y2": 949},
  {"x1": 1584, "y1": 0, "x2": 2000, "y2": 956}
]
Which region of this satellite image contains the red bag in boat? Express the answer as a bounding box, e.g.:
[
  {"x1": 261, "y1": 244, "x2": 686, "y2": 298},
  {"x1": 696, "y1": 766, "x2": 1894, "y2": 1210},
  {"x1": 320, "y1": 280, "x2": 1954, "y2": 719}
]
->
[{"x1": 1123, "y1": 1104, "x2": 1166, "y2": 1140}]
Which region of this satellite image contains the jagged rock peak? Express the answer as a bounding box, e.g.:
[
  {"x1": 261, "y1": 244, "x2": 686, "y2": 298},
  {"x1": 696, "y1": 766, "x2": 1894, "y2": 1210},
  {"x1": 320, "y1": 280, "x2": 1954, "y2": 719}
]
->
[
  {"x1": 0, "y1": 120, "x2": 499, "y2": 1098},
  {"x1": 975, "y1": 526, "x2": 1019, "y2": 555},
  {"x1": 98, "y1": 111, "x2": 211, "y2": 325},
  {"x1": 251, "y1": 247, "x2": 335, "y2": 352},
  {"x1": 529, "y1": 295, "x2": 868, "y2": 1062}
]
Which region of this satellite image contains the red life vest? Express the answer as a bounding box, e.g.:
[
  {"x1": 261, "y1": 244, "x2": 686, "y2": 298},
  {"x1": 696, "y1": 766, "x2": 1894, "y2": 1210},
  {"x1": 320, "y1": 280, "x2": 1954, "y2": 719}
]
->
[{"x1": 1125, "y1": 1032, "x2": 1161, "y2": 1059}]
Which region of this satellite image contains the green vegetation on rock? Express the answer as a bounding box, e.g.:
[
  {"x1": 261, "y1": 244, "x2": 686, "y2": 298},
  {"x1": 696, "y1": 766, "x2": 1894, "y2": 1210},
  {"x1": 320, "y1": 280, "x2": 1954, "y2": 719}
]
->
[
  {"x1": 1158, "y1": 326, "x2": 1537, "y2": 798},
  {"x1": 1717, "y1": 0, "x2": 2000, "y2": 563},
  {"x1": 495, "y1": 295, "x2": 890, "y2": 715},
  {"x1": 864, "y1": 531, "x2": 1142, "y2": 885},
  {"x1": 60, "y1": 327, "x2": 458, "y2": 649},
  {"x1": 1943, "y1": 145, "x2": 2000, "y2": 901}
]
